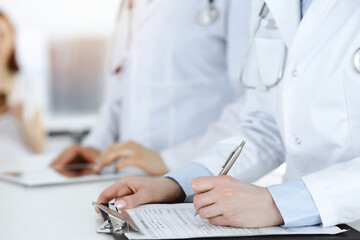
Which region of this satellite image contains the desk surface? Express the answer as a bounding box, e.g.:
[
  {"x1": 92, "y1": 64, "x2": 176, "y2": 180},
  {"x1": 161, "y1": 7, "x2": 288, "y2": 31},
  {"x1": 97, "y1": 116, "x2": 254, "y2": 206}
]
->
[
  {"x1": 0, "y1": 154, "x2": 114, "y2": 240},
  {"x1": 0, "y1": 155, "x2": 359, "y2": 240}
]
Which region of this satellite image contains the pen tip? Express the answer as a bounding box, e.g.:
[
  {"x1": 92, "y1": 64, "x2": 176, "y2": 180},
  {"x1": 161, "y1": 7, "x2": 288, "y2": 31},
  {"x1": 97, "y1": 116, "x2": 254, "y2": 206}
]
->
[{"x1": 240, "y1": 141, "x2": 246, "y2": 147}]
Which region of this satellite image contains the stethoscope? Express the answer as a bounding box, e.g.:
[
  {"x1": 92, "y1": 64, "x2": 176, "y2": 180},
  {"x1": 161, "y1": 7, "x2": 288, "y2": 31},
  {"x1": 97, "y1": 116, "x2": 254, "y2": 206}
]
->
[
  {"x1": 355, "y1": 48, "x2": 360, "y2": 73},
  {"x1": 197, "y1": 2, "x2": 287, "y2": 91},
  {"x1": 197, "y1": 0, "x2": 219, "y2": 25},
  {"x1": 238, "y1": 3, "x2": 360, "y2": 92},
  {"x1": 239, "y1": 3, "x2": 288, "y2": 92}
]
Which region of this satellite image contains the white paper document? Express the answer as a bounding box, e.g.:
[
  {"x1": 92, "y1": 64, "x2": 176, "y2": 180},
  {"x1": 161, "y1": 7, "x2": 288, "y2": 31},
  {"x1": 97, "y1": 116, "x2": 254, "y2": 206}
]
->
[{"x1": 124, "y1": 203, "x2": 346, "y2": 239}]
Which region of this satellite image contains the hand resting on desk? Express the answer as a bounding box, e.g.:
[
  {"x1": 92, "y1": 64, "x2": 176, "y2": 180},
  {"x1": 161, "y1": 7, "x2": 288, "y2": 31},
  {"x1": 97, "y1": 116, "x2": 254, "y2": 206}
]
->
[
  {"x1": 97, "y1": 176, "x2": 185, "y2": 213},
  {"x1": 51, "y1": 145, "x2": 99, "y2": 167},
  {"x1": 95, "y1": 141, "x2": 169, "y2": 176}
]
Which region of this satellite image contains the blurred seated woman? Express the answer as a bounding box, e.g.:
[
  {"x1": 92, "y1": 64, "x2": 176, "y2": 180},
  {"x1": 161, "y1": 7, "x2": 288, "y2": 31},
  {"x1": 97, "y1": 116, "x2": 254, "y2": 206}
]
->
[{"x1": 0, "y1": 11, "x2": 46, "y2": 157}]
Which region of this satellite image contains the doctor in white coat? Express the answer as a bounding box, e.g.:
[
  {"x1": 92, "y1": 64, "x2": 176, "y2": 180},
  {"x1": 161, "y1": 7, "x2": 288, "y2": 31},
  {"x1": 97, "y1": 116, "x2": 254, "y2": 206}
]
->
[
  {"x1": 97, "y1": 0, "x2": 360, "y2": 228},
  {"x1": 51, "y1": 0, "x2": 250, "y2": 176}
]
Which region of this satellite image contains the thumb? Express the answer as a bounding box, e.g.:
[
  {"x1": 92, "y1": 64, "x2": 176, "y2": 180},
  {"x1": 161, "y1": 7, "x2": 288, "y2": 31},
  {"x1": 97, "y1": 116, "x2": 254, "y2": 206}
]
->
[{"x1": 115, "y1": 190, "x2": 148, "y2": 210}]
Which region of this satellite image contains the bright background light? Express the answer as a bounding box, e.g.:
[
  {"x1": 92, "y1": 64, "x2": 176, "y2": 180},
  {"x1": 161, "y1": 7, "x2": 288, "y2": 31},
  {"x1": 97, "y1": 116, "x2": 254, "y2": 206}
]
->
[
  {"x1": 1, "y1": 0, "x2": 120, "y2": 37},
  {"x1": 0, "y1": 0, "x2": 121, "y2": 152}
]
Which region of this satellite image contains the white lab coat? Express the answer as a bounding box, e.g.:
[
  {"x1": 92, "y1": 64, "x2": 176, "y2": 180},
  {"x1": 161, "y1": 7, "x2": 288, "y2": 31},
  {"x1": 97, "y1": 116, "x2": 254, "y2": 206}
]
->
[
  {"x1": 194, "y1": 0, "x2": 360, "y2": 227},
  {"x1": 84, "y1": 0, "x2": 250, "y2": 166}
]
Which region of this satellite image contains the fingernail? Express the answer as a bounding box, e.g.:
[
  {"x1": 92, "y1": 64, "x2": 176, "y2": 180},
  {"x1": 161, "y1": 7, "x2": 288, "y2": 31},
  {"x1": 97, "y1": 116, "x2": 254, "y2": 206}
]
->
[{"x1": 115, "y1": 200, "x2": 127, "y2": 209}]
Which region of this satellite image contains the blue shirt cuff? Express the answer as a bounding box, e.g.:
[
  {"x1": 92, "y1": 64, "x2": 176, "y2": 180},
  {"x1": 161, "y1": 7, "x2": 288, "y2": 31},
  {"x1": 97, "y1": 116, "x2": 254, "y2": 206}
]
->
[
  {"x1": 267, "y1": 178, "x2": 322, "y2": 227},
  {"x1": 163, "y1": 162, "x2": 214, "y2": 202}
]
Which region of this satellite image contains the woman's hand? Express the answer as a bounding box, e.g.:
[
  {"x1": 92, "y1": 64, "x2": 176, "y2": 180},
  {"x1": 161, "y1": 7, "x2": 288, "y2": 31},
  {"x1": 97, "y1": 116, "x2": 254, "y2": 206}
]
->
[
  {"x1": 192, "y1": 175, "x2": 284, "y2": 228},
  {"x1": 95, "y1": 141, "x2": 169, "y2": 176},
  {"x1": 51, "y1": 145, "x2": 100, "y2": 167},
  {"x1": 96, "y1": 176, "x2": 185, "y2": 212}
]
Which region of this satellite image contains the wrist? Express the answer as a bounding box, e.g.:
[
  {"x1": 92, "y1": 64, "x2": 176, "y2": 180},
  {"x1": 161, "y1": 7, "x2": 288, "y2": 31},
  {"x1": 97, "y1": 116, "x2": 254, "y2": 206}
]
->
[
  {"x1": 154, "y1": 152, "x2": 169, "y2": 176},
  {"x1": 265, "y1": 188, "x2": 284, "y2": 226},
  {"x1": 162, "y1": 177, "x2": 186, "y2": 203}
]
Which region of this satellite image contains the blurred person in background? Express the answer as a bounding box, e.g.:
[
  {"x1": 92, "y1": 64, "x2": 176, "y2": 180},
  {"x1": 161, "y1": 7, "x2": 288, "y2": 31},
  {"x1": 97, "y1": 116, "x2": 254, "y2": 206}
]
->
[
  {"x1": 0, "y1": 11, "x2": 46, "y2": 157},
  {"x1": 51, "y1": 0, "x2": 250, "y2": 176}
]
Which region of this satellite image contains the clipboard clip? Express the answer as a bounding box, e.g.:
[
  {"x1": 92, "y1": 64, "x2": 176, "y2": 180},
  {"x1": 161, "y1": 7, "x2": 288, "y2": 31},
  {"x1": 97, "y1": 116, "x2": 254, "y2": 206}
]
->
[{"x1": 92, "y1": 201, "x2": 141, "y2": 235}]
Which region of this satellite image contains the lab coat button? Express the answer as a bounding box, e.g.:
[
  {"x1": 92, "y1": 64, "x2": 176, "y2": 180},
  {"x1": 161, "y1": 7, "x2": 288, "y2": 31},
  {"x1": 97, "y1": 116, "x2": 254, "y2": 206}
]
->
[
  {"x1": 292, "y1": 70, "x2": 298, "y2": 77},
  {"x1": 295, "y1": 137, "x2": 301, "y2": 145}
]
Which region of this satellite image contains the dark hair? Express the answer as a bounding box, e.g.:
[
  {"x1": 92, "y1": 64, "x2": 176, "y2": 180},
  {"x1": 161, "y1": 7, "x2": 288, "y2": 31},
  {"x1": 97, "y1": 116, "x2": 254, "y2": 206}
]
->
[{"x1": 0, "y1": 11, "x2": 19, "y2": 73}]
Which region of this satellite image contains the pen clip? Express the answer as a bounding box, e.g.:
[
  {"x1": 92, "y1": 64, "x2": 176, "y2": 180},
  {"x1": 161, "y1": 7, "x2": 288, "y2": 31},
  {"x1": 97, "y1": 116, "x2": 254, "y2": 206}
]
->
[
  {"x1": 222, "y1": 146, "x2": 239, "y2": 168},
  {"x1": 219, "y1": 141, "x2": 246, "y2": 176}
]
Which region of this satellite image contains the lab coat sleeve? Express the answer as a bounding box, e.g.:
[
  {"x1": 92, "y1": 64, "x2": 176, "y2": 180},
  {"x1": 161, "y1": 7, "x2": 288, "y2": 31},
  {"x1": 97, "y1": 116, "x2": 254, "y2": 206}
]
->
[
  {"x1": 82, "y1": 75, "x2": 122, "y2": 152},
  {"x1": 164, "y1": 89, "x2": 286, "y2": 199},
  {"x1": 301, "y1": 157, "x2": 360, "y2": 227},
  {"x1": 160, "y1": 97, "x2": 245, "y2": 171},
  {"x1": 193, "y1": 89, "x2": 286, "y2": 183}
]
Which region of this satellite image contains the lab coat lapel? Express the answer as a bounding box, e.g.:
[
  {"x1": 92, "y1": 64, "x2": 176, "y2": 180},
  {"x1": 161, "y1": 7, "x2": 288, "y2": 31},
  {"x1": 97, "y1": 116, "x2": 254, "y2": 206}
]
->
[
  {"x1": 109, "y1": 0, "x2": 133, "y2": 73},
  {"x1": 133, "y1": 0, "x2": 173, "y2": 33},
  {"x1": 289, "y1": 0, "x2": 339, "y2": 59},
  {"x1": 265, "y1": 0, "x2": 300, "y2": 49}
]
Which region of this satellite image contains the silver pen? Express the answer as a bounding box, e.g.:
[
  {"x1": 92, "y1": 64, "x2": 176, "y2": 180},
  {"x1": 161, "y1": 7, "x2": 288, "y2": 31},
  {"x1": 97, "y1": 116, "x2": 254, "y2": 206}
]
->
[{"x1": 195, "y1": 140, "x2": 246, "y2": 216}]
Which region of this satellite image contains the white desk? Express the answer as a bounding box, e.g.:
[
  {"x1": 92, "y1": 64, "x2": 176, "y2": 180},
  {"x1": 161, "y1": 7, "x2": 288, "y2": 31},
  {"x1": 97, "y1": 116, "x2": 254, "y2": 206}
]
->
[
  {"x1": 0, "y1": 154, "x2": 115, "y2": 240},
  {"x1": 0, "y1": 155, "x2": 359, "y2": 240}
]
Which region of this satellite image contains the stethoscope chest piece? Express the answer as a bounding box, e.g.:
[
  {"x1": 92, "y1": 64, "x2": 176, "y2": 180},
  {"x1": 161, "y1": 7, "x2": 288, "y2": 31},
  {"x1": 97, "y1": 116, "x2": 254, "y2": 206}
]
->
[
  {"x1": 197, "y1": 5, "x2": 219, "y2": 25},
  {"x1": 354, "y1": 48, "x2": 360, "y2": 73}
]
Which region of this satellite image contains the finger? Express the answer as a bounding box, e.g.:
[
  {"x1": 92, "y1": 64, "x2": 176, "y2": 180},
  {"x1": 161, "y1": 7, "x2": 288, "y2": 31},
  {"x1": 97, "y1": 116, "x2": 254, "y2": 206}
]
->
[
  {"x1": 116, "y1": 185, "x2": 134, "y2": 198},
  {"x1": 198, "y1": 203, "x2": 223, "y2": 219},
  {"x1": 96, "y1": 147, "x2": 117, "y2": 172},
  {"x1": 54, "y1": 169, "x2": 79, "y2": 178},
  {"x1": 191, "y1": 176, "x2": 216, "y2": 194},
  {"x1": 193, "y1": 190, "x2": 217, "y2": 211},
  {"x1": 208, "y1": 215, "x2": 228, "y2": 226},
  {"x1": 115, "y1": 189, "x2": 150, "y2": 210},
  {"x1": 95, "y1": 184, "x2": 133, "y2": 214},
  {"x1": 97, "y1": 146, "x2": 135, "y2": 172},
  {"x1": 97, "y1": 181, "x2": 129, "y2": 204},
  {"x1": 51, "y1": 146, "x2": 79, "y2": 167}
]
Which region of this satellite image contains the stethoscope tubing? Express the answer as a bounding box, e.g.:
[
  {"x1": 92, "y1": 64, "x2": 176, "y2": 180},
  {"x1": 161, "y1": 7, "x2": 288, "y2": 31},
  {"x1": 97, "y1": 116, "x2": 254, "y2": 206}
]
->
[{"x1": 239, "y1": 3, "x2": 287, "y2": 92}]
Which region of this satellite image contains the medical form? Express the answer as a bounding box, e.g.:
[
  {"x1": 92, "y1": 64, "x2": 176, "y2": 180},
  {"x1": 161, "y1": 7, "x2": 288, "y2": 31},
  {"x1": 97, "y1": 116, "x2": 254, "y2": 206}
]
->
[{"x1": 124, "y1": 203, "x2": 346, "y2": 239}]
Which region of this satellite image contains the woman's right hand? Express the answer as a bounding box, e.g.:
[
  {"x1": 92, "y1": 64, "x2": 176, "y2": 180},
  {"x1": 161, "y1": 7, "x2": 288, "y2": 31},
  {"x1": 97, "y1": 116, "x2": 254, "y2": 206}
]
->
[{"x1": 96, "y1": 176, "x2": 186, "y2": 212}]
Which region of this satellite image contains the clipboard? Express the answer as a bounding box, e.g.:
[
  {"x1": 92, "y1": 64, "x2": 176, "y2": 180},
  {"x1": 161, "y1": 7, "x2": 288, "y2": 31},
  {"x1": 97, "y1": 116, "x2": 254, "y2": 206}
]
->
[
  {"x1": 93, "y1": 202, "x2": 360, "y2": 240},
  {"x1": 193, "y1": 224, "x2": 360, "y2": 240},
  {"x1": 93, "y1": 202, "x2": 141, "y2": 235}
]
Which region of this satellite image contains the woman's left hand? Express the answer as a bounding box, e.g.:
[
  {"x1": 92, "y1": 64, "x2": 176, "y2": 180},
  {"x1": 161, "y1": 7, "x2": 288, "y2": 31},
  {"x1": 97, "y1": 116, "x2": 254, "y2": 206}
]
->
[{"x1": 96, "y1": 141, "x2": 169, "y2": 176}]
